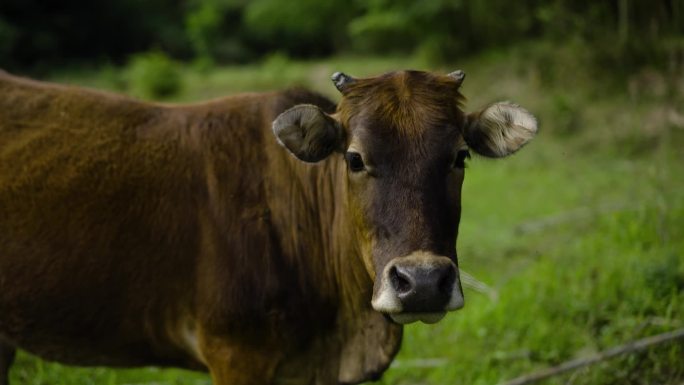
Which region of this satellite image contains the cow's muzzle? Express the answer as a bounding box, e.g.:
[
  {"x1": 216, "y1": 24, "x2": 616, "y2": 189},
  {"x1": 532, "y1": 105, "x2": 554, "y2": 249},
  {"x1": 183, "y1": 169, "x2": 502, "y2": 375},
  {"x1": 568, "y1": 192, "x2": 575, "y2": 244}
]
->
[{"x1": 371, "y1": 251, "x2": 464, "y2": 324}]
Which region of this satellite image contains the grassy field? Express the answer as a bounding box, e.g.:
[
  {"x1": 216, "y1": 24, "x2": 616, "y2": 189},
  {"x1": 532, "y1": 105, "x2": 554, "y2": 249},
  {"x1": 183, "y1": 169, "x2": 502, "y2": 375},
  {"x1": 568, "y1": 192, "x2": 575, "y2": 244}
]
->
[{"x1": 9, "y1": 46, "x2": 684, "y2": 384}]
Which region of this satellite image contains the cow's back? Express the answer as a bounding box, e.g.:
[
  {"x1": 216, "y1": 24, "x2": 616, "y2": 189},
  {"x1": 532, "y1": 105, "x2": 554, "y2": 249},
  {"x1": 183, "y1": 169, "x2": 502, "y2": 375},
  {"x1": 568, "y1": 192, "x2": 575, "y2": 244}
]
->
[
  {"x1": 0, "y1": 72, "x2": 336, "y2": 369},
  {"x1": 0, "y1": 73, "x2": 208, "y2": 367}
]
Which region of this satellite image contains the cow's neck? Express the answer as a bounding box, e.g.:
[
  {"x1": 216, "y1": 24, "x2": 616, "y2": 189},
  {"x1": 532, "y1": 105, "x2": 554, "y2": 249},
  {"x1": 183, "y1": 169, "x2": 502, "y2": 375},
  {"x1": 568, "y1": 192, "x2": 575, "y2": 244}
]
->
[
  {"x1": 268, "y1": 151, "x2": 372, "y2": 313},
  {"x1": 318, "y1": 156, "x2": 374, "y2": 315},
  {"x1": 195, "y1": 102, "x2": 402, "y2": 382},
  {"x1": 268, "y1": 151, "x2": 402, "y2": 383}
]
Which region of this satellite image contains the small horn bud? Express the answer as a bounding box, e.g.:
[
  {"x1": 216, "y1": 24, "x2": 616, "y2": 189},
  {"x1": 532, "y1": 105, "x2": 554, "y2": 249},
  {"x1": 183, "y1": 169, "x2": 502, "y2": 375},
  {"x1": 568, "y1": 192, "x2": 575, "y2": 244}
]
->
[
  {"x1": 331, "y1": 72, "x2": 355, "y2": 92},
  {"x1": 448, "y1": 70, "x2": 466, "y2": 86}
]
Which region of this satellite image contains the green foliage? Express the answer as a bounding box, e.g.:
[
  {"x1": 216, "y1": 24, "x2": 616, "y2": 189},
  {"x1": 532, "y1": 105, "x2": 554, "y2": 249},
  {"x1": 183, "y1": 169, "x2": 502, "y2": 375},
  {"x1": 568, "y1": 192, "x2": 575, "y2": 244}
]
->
[
  {"x1": 185, "y1": 0, "x2": 255, "y2": 64},
  {"x1": 244, "y1": 0, "x2": 355, "y2": 57},
  {"x1": 347, "y1": 8, "x2": 415, "y2": 52},
  {"x1": 185, "y1": 1, "x2": 222, "y2": 64},
  {"x1": 348, "y1": 0, "x2": 463, "y2": 63},
  {"x1": 125, "y1": 51, "x2": 183, "y2": 99},
  {"x1": 348, "y1": 0, "x2": 684, "y2": 68},
  {"x1": 1, "y1": 0, "x2": 682, "y2": 71},
  {"x1": 537, "y1": 0, "x2": 684, "y2": 73}
]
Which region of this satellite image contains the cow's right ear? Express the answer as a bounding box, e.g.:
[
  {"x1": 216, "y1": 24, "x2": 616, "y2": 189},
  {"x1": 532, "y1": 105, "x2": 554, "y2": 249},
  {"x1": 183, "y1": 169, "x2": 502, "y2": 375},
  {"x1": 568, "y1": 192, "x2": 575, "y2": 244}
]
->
[{"x1": 272, "y1": 104, "x2": 345, "y2": 163}]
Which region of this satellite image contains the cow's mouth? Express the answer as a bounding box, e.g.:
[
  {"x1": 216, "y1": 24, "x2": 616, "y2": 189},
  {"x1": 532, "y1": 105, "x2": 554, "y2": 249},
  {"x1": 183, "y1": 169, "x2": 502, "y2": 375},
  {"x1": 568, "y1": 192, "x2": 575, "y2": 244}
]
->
[
  {"x1": 389, "y1": 312, "x2": 446, "y2": 325},
  {"x1": 372, "y1": 251, "x2": 464, "y2": 324}
]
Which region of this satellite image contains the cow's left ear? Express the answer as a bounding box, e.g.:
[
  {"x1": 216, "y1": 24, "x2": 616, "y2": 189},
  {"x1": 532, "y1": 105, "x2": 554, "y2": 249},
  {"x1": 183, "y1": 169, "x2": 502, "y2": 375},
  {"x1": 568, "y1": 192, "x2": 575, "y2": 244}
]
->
[
  {"x1": 272, "y1": 104, "x2": 345, "y2": 163},
  {"x1": 464, "y1": 102, "x2": 538, "y2": 158}
]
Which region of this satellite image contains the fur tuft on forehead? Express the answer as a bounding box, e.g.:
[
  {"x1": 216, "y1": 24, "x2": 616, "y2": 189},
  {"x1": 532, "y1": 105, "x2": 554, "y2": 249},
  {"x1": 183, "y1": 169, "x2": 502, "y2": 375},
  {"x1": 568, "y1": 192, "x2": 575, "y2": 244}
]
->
[{"x1": 336, "y1": 71, "x2": 466, "y2": 138}]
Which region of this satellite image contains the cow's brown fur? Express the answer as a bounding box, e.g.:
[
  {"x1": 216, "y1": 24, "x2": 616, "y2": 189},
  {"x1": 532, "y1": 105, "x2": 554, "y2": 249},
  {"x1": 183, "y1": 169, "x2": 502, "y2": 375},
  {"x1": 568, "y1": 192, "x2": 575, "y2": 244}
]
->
[
  {"x1": 0, "y1": 71, "x2": 402, "y2": 385},
  {"x1": 337, "y1": 71, "x2": 466, "y2": 136},
  {"x1": 0, "y1": 68, "x2": 536, "y2": 385}
]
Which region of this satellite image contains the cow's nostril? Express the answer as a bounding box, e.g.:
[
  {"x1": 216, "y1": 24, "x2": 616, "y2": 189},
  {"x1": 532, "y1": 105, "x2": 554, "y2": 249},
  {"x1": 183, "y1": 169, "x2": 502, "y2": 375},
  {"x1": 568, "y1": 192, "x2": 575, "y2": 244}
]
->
[
  {"x1": 389, "y1": 266, "x2": 412, "y2": 294},
  {"x1": 437, "y1": 266, "x2": 456, "y2": 295}
]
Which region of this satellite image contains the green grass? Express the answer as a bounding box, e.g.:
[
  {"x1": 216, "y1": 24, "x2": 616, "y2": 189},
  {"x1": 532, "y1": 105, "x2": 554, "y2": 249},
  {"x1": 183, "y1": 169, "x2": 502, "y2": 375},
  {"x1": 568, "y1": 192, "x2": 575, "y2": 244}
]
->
[
  {"x1": 10, "y1": 47, "x2": 684, "y2": 384},
  {"x1": 11, "y1": 357, "x2": 209, "y2": 385}
]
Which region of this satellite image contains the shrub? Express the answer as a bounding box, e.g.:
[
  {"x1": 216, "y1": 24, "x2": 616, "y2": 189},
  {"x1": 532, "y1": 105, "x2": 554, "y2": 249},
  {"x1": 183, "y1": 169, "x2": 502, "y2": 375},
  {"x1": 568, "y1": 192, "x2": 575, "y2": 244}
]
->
[
  {"x1": 244, "y1": 0, "x2": 355, "y2": 57},
  {"x1": 126, "y1": 51, "x2": 183, "y2": 99}
]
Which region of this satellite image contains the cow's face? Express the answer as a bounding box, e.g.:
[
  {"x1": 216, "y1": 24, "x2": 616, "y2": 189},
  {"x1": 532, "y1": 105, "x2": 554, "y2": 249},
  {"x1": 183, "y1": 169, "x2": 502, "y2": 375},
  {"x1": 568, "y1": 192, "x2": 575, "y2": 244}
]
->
[{"x1": 273, "y1": 70, "x2": 537, "y2": 324}]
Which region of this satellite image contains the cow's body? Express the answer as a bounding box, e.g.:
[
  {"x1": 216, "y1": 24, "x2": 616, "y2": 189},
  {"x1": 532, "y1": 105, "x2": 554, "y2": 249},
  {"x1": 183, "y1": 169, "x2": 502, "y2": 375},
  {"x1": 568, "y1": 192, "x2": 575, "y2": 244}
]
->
[
  {"x1": 0, "y1": 69, "x2": 537, "y2": 385},
  {"x1": 0, "y1": 72, "x2": 401, "y2": 385}
]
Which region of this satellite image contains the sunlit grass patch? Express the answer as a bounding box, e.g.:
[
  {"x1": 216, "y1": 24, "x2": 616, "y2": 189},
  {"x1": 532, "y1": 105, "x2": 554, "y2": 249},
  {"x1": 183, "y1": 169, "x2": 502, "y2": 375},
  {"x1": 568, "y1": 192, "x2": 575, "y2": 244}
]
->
[{"x1": 11, "y1": 351, "x2": 210, "y2": 385}]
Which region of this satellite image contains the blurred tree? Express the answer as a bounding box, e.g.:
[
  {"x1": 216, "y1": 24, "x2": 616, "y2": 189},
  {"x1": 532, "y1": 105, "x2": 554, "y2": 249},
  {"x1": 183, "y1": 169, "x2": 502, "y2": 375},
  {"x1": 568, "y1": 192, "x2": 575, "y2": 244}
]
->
[
  {"x1": 185, "y1": 0, "x2": 254, "y2": 65},
  {"x1": 244, "y1": 0, "x2": 358, "y2": 57},
  {"x1": 0, "y1": 0, "x2": 190, "y2": 72},
  {"x1": 0, "y1": 0, "x2": 680, "y2": 73},
  {"x1": 348, "y1": 0, "x2": 684, "y2": 68},
  {"x1": 534, "y1": 0, "x2": 684, "y2": 71},
  {"x1": 347, "y1": 0, "x2": 538, "y2": 63},
  {"x1": 126, "y1": 50, "x2": 183, "y2": 99}
]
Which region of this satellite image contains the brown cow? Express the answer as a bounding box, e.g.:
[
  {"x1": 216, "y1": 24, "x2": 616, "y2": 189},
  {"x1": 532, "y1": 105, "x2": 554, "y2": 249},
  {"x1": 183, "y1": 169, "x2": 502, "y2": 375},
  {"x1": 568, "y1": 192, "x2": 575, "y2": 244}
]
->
[{"x1": 0, "y1": 69, "x2": 537, "y2": 385}]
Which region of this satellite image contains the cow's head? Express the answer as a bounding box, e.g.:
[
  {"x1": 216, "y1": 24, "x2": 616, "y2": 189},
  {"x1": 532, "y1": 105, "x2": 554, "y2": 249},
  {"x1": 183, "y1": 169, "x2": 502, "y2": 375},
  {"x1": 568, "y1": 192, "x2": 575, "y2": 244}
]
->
[{"x1": 273, "y1": 70, "x2": 537, "y2": 324}]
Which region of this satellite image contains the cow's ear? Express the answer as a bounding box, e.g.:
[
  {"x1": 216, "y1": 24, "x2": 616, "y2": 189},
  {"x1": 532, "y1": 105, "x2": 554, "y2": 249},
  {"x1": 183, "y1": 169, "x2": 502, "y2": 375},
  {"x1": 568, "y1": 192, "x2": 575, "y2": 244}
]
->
[
  {"x1": 464, "y1": 102, "x2": 538, "y2": 158},
  {"x1": 272, "y1": 104, "x2": 345, "y2": 163}
]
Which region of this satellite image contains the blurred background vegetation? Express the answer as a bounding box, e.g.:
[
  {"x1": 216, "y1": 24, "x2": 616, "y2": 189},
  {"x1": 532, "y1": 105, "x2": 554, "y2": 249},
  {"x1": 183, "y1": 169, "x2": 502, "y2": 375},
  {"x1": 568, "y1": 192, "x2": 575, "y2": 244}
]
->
[
  {"x1": 2, "y1": 0, "x2": 682, "y2": 100},
  {"x1": 2, "y1": 0, "x2": 684, "y2": 384},
  {"x1": 1, "y1": 0, "x2": 683, "y2": 83}
]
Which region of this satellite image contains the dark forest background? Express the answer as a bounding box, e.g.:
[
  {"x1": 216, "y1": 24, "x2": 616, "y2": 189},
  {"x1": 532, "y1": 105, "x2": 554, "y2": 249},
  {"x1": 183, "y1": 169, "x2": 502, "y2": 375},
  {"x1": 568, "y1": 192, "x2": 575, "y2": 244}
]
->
[{"x1": 1, "y1": 0, "x2": 682, "y2": 74}]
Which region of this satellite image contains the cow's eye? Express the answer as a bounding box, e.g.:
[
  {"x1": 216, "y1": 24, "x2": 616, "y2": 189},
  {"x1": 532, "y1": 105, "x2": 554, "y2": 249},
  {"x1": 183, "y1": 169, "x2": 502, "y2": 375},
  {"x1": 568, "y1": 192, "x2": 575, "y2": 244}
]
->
[
  {"x1": 345, "y1": 152, "x2": 365, "y2": 172},
  {"x1": 452, "y1": 150, "x2": 470, "y2": 169}
]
